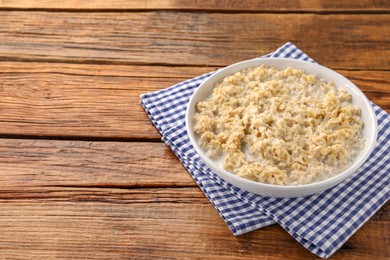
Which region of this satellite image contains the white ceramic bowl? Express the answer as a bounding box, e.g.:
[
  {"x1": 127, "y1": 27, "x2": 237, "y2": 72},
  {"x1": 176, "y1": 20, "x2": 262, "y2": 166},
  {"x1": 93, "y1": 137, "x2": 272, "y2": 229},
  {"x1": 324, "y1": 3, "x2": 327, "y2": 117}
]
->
[{"x1": 186, "y1": 58, "x2": 378, "y2": 198}]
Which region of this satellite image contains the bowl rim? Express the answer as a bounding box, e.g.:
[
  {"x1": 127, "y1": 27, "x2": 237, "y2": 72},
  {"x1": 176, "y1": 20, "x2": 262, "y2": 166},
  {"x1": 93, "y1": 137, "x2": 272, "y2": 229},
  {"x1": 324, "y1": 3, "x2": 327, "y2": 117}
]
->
[{"x1": 185, "y1": 57, "x2": 378, "y2": 192}]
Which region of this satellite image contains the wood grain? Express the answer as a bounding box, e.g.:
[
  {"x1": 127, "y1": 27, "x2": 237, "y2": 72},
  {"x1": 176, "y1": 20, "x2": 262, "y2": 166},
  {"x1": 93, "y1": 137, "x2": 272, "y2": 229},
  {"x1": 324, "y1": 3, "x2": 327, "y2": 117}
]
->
[
  {"x1": 0, "y1": 137, "x2": 388, "y2": 258},
  {"x1": 0, "y1": 12, "x2": 389, "y2": 69},
  {"x1": 0, "y1": 62, "x2": 388, "y2": 139},
  {"x1": 0, "y1": 190, "x2": 388, "y2": 259},
  {"x1": 0, "y1": 0, "x2": 389, "y2": 12},
  {"x1": 0, "y1": 139, "x2": 194, "y2": 188}
]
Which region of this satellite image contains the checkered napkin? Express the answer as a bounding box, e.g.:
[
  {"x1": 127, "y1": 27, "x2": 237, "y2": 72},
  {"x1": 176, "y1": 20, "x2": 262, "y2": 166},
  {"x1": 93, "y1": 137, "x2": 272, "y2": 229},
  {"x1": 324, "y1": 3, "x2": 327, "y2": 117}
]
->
[{"x1": 140, "y1": 42, "x2": 390, "y2": 258}]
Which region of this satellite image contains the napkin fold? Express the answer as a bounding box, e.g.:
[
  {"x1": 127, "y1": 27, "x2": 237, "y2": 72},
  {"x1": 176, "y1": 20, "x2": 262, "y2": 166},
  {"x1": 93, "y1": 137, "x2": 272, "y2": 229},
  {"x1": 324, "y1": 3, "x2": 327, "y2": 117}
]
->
[{"x1": 140, "y1": 42, "x2": 390, "y2": 258}]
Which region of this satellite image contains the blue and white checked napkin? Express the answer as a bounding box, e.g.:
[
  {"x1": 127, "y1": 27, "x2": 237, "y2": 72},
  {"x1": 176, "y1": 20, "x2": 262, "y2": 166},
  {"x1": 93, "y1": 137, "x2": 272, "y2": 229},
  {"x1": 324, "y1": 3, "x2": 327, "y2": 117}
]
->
[{"x1": 140, "y1": 43, "x2": 389, "y2": 258}]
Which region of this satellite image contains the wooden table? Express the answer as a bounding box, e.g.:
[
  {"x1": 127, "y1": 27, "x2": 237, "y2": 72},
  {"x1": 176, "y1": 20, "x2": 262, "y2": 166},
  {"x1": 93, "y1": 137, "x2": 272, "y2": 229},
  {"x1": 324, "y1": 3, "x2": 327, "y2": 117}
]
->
[{"x1": 0, "y1": 1, "x2": 389, "y2": 259}]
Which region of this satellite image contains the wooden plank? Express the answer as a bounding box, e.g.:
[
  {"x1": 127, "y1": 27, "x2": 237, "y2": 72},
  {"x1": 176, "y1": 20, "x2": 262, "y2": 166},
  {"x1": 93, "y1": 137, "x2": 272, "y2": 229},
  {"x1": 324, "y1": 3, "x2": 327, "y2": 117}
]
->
[
  {"x1": 0, "y1": 139, "x2": 195, "y2": 188},
  {"x1": 0, "y1": 12, "x2": 389, "y2": 69},
  {"x1": 0, "y1": 62, "x2": 213, "y2": 139},
  {"x1": 0, "y1": 191, "x2": 388, "y2": 259},
  {"x1": 0, "y1": 138, "x2": 388, "y2": 258},
  {"x1": 0, "y1": 0, "x2": 389, "y2": 12},
  {"x1": 0, "y1": 62, "x2": 388, "y2": 139}
]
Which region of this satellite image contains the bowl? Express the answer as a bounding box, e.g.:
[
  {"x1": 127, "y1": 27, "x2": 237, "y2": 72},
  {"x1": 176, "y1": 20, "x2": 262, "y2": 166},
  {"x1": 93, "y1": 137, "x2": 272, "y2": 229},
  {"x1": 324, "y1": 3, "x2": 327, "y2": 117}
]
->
[{"x1": 185, "y1": 58, "x2": 378, "y2": 198}]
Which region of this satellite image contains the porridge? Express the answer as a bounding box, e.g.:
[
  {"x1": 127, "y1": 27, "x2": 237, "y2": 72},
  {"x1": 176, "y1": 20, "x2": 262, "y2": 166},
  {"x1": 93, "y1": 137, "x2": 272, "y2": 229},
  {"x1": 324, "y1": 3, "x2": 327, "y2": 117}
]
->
[{"x1": 193, "y1": 65, "x2": 365, "y2": 185}]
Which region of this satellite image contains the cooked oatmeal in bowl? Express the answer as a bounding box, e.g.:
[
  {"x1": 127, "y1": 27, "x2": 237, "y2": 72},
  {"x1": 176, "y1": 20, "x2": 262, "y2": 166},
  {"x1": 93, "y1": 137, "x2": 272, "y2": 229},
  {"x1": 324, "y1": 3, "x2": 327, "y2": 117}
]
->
[
  {"x1": 186, "y1": 58, "x2": 377, "y2": 197},
  {"x1": 194, "y1": 65, "x2": 365, "y2": 186}
]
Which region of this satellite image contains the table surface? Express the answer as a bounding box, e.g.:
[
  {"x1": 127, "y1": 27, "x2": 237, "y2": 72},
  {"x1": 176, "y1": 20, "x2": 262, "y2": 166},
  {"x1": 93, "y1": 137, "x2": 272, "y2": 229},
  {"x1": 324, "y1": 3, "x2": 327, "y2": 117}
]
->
[{"x1": 0, "y1": 1, "x2": 389, "y2": 259}]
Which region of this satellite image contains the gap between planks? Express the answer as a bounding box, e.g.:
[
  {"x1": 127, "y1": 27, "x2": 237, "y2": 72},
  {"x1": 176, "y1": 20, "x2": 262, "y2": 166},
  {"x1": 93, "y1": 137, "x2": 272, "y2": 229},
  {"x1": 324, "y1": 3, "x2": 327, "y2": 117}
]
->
[
  {"x1": 1, "y1": 59, "x2": 390, "y2": 72},
  {"x1": 0, "y1": 0, "x2": 389, "y2": 13},
  {"x1": 0, "y1": 8, "x2": 389, "y2": 15},
  {"x1": 0, "y1": 134, "x2": 162, "y2": 143}
]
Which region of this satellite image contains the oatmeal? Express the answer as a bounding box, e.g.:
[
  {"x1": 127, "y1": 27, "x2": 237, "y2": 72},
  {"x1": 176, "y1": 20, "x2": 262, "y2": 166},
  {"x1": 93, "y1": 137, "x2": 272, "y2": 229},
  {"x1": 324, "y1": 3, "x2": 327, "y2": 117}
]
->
[{"x1": 193, "y1": 65, "x2": 365, "y2": 185}]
